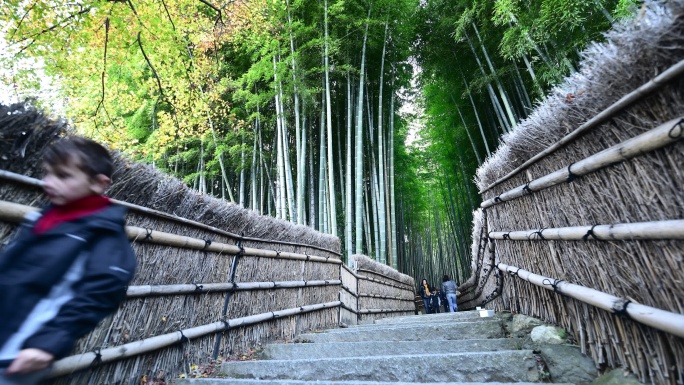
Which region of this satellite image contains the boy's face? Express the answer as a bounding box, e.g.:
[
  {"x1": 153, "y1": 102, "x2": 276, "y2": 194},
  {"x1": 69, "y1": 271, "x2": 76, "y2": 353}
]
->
[{"x1": 42, "y1": 158, "x2": 110, "y2": 206}]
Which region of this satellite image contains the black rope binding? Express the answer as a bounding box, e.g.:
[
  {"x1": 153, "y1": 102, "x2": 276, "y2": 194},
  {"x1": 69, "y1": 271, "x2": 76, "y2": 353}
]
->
[
  {"x1": 221, "y1": 317, "x2": 230, "y2": 331},
  {"x1": 237, "y1": 239, "x2": 245, "y2": 257},
  {"x1": 668, "y1": 118, "x2": 684, "y2": 139},
  {"x1": 613, "y1": 299, "x2": 632, "y2": 319},
  {"x1": 503, "y1": 232, "x2": 511, "y2": 240},
  {"x1": 202, "y1": 239, "x2": 213, "y2": 250},
  {"x1": 90, "y1": 348, "x2": 103, "y2": 367},
  {"x1": 531, "y1": 228, "x2": 547, "y2": 241},
  {"x1": 522, "y1": 182, "x2": 534, "y2": 195},
  {"x1": 178, "y1": 330, "x2": 189, "y2": 344},
  {"x1": 542, "y1": 278, "x2": 564, "y2": 293},
  {"x1": 194, "y1": 283, "x2": 204, "y2": 292},
  {"x1": 509, "y1": 268, "x2": 520, "y2": 278},
  {"x1": 582, "y1": 225, "x2": 599, "y2": 241},
  {"x1": 494, "y1": 195, "x2": 503, "y2": 203},
  {"x1": 143, "y1": 228, "x2": 153, "y2": 242},
  {"x1": 566, "y1": 163, "x2": 578, "y2": 183}
]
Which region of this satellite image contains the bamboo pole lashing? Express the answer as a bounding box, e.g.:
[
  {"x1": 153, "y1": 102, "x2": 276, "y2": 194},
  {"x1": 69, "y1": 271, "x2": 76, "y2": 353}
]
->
[
  {"x1": 49, "y1": 301, "x2": 342, "y2": 377},
  {"x1": 481, "y1": 117, "x2": 684, "y2": 208},
  {"x1": 358, "y1": 275, "x2": 414, "y2": 291},
  {"x1": 126, "y1": 280, "x2": 342, "y2": 297},
  {"x1": 489, "y1": 220, "x2": 684, "y2": 241},
  {"x1": 355, "y1": 268, "x2": 414, "y2": 287},
  {"x1": 0, "y1": 200, "x2": 341, "y2": 264},
  {"x1": 0, "y1": 170, "x2": 341, "y2": 256},
  {"x1": 358, "y1": 293, "x2": 413, "y2": 301},
  {"x1": 358, "y1": 309, "x2": 415, "y2": 314},
  {"x1": 481, "y1": 60, "x2": 684, "y2": 193},
  {"x1": 340, "y1": 284, "x2": 358, "y2": 297},
  {"x1": 498, "y1": 263, "x2": 684, "y2": 338}
]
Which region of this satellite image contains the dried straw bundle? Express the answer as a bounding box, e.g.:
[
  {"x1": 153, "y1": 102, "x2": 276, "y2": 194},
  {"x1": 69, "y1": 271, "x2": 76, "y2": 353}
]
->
[{"x1": 467, "y1": 1, "x2": 684, "y2": 383}]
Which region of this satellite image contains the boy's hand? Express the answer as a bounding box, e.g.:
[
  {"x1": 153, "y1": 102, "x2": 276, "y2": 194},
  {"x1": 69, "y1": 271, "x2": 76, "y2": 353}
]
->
[{"x1": 5, "y1": 348, "x2": 54, "y2": 374}]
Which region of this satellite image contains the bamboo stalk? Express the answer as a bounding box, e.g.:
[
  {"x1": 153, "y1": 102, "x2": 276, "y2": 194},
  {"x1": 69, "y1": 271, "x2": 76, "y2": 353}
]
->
[
  {"x1": 489, "y1": 220, "x2": 684, "y2": 241},
  {"x1": 0, "y1": 200, "x2": 341, "y2": 264},
  {"x1": 49, "y1": 301, "x2": 342, "y2": 377},
  {"x1": 0, "y1": 170, "x2": 340, "y2": 256},
  {"x1": 481, "y1": 60, "x2": 684, "y2": 193},
  {"x1": 498, "y1": 263, "x2": 684, "y2": 338},
  {"x1": 481, "y1": 117, "x2": 684, "y2": 207},
  {"x1": 126, "y1": 280, "x2": 342, "y2": 297}
]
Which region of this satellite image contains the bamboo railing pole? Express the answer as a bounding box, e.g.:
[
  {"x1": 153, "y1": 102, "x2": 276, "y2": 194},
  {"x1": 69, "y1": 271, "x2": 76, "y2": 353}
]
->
[
  {"x1": 481, "y1": 59, "x2": 684, "y2": 193},
  {"x1": 0, "y1": 201, "x2": 341, "y2": 265},
  {"x1": 0, "y1": 170, "x2": 341, "y2": 256},
  {"x1": 49, "y1": 301, "x2": 341, "y2": 377},
  {"x1": 489, "y1": 220, "x2": 684, "y2": 241},
  {"x1": 498, "y1": 264, "x2": 684, "y2": 338},
  {"x1": 340, "y1": 284, "x2": 359, "y2": 297},
  {"x1": 482, "y1": 117, "x2": 684, "y2": 208},
  {"x1": 126, "y1": 280, "x2": 342, "y2": 297},
  {"x1": 358, "y1": 309, "x2": 415, "y2": 314},
  {"x1": 355, "y1": 268, "x2": 414, "y2": 287}
]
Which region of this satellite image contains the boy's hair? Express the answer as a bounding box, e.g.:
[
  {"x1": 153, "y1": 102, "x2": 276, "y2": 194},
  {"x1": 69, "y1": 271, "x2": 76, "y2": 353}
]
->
[{"x1": 43, "y1": 136, "x2": 113, "y2": 178}]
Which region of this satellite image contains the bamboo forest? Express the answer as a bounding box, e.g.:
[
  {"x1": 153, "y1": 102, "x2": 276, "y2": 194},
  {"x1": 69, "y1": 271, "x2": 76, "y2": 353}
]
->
[{"x1": 0, "y1": 0, "x2": 639, "y2": 283}]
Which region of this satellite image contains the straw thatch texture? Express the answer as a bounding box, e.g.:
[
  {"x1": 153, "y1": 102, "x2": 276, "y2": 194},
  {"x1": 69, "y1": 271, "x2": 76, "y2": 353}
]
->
[
  {"x1": 467, "y1": 1, "x2": 684, "y2": 383},
  {"x1": 340, "y1": 265, "x2": 359, "y2": 325},
  {"x1": 0, "y1": 101, "x2": 417, "y2": 384},
  {"x1": 352, "y1": 255, "x2": 415, "y2": 321},
  {"x1": 0, "y1": 101, "x2": 346, "y2": 384}
]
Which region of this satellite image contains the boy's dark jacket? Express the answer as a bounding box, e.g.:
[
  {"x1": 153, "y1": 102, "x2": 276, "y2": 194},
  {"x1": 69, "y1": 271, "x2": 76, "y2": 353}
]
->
[{"x1": 0, "y1": 203, "x2": 136, "y2": 360}]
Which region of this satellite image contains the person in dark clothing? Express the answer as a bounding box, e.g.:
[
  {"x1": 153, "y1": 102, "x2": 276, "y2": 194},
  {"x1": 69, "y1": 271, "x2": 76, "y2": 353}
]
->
[
  {"x1": 0, "y1": 136, "x2": 137, "y2": 385},
  {"x1": 418, "y1": 279, "x2": 432, "y2": 314},
  {"x1": 430, "y1": 286, "x2": 440, "y2": 314}
]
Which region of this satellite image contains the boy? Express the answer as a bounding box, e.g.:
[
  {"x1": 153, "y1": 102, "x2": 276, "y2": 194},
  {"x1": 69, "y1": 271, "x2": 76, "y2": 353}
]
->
[{"x1": 0, "y1": 136, "x2": 137, "y2": 384}]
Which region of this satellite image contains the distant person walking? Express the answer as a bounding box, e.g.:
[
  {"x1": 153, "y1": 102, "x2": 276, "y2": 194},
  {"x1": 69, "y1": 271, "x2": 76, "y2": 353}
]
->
[
  {"x1": 418, "y1": 279, "x2": 432, "y2": 314},
  {"x1": 441, "y1": 275, "x2": 458, "y2": 312},
  {"x1": 439, "y1": 286, "x2": 449, "y2": 313},
  {"x1": 430, "y1": 286, "x2": 440, "y2": 314}
]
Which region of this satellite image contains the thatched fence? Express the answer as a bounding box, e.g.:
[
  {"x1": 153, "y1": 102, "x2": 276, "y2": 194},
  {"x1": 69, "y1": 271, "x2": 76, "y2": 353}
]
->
[
  {"x1": 0, "y1": 103, "x2": 414, "y2": 384},
  {"x1": 461, "y1": 1, "x2": 684, "y2": 384}
]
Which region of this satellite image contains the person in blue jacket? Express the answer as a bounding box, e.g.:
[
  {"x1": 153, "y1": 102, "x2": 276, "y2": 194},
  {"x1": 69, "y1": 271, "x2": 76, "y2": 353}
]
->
[{"x1": 0, "y1": 136, "x2": 137, "y2": 385}]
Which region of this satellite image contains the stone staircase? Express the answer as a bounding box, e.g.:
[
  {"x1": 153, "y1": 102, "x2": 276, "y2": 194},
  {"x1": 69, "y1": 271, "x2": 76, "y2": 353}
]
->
[{"x1": 178, "y1": 310, "x2": 598, "y2": 385}]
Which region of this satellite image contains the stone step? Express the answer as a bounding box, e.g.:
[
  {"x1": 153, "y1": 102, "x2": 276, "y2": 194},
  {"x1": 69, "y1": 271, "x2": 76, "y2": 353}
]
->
[
  {"x1": 218, "y1": 351, "x2": 539, "y2": 383},
  {"x1": 369, "y1": 310, "x2": 483, "y2": 325},
  {"x1": 260, "y1": 338, "x2": 525, "y2": 360},
  {"x1": 178, "y1": 379, "x2": 570, "y2": 385},
  {"x1": 353, "y1": 313, "x2": 486, "y2": 328},
  {"x1": 296, "y1": 320, "x2": 504, "y2": 343}
]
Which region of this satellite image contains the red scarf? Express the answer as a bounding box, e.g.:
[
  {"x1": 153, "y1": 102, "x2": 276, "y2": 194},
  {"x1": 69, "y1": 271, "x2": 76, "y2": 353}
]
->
[{"x1": 33, "y1": 195, "x2": 111, "y2": 234}]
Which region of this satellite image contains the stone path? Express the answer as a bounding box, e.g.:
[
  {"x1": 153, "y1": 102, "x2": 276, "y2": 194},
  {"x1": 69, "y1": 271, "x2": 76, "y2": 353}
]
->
[{"x1": 178, "y1": 310, "x2": 597, "y2": 385}]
